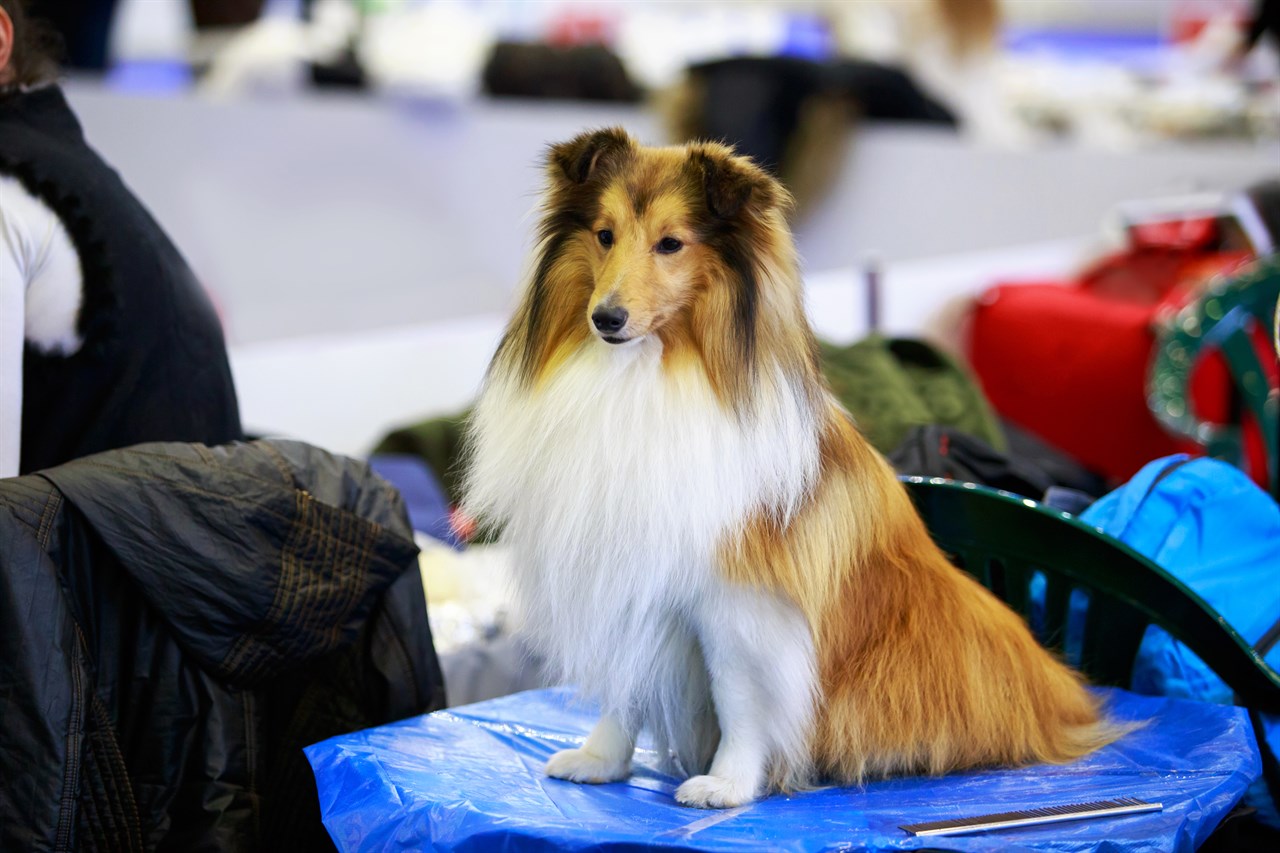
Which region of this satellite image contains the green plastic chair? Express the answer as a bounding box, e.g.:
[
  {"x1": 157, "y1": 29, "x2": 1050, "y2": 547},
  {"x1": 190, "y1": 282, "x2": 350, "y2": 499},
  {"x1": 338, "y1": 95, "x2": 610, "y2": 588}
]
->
[
  {"x1": 901, "y1": 477, "x2": 1280, "y2": 712},
  {"x1": 904, "y1": 476, "x2": 1280, "y2": 833},
  {"x1": 1148, "y1": 255, "x2": 1280, "y2": 499}
]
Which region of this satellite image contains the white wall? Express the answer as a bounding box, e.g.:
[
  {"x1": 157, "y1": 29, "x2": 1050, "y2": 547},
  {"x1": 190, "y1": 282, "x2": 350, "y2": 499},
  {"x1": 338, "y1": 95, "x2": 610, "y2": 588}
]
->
[
  {"x1": 66, "y1": 82, "x2": 1278, "y2": 346},
  {"x1": 61, "y1": 83, "x2": 1279, "y2": 455}
]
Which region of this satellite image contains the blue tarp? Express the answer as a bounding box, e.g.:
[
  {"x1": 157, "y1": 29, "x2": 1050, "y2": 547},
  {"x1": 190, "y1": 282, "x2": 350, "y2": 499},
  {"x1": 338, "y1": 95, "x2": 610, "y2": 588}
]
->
[{"x1": 305, "y1": 687, "x2": 1259, "y2": 853}]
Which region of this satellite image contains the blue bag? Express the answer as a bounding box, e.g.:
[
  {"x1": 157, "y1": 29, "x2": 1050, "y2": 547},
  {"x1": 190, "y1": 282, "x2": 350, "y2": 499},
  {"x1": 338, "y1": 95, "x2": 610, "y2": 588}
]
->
[{"x1": 1079, "y1": 454, "x2": 1280, "y2": 827}]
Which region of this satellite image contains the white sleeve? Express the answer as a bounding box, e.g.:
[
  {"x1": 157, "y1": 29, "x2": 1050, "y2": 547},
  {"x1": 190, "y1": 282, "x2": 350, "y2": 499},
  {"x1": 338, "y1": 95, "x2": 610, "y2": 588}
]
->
[{"x1": 0, "y1": 174, "x2": 85, "y2": 478}]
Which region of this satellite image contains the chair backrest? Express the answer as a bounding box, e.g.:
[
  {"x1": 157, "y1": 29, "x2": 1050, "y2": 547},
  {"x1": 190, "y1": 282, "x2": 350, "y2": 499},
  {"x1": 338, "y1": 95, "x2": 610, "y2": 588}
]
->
[
  {"x1": 1148, "y1": 255, "x2": 1280, "y2": 498},
  {"x1": 902, "y1": 477, "x2": 1280, "y2": 713}
]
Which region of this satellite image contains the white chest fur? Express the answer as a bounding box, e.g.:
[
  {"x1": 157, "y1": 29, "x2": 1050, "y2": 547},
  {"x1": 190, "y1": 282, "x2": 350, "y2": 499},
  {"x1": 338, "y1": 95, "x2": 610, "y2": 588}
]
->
[{"x1": 464, "y1": 338, "x2": 819, "y2": 713}]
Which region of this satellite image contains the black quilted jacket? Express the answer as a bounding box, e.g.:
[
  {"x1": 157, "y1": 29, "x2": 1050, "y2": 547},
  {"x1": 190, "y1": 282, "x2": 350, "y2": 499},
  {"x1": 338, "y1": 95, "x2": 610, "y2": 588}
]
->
[{"x1": 0, "y1": 440, "x2": 446, "y2": 851}]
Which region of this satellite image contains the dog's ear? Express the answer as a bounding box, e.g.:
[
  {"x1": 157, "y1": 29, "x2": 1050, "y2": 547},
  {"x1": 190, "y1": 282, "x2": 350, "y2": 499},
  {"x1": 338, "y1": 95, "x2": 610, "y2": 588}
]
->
[
  {"x1": 549, "y1": 128, "x2": 633, "y2": 185},
  {"x1": 690, "y1": 146, "x2": 782, "y2": 220}
]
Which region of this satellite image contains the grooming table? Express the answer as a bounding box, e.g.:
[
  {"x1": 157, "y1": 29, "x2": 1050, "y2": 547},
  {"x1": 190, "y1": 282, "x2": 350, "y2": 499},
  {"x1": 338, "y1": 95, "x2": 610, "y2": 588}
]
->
[{"x1": 305, "y1": 687, "x2": 1259, "y2": 852}]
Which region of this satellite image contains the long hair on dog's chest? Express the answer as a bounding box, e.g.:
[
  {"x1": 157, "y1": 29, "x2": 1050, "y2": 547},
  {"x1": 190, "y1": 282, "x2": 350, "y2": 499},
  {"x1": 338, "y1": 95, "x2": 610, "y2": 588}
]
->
[{"x1": 467, "y1": 342, "x2": 816, "y2": 703}]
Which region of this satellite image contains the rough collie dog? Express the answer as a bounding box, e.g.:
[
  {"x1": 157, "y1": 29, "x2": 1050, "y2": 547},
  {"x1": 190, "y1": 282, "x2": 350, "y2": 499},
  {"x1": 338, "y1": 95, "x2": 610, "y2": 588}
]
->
[{"x1": 462, "y1": 128, "x2": 1121, "y2": 809}]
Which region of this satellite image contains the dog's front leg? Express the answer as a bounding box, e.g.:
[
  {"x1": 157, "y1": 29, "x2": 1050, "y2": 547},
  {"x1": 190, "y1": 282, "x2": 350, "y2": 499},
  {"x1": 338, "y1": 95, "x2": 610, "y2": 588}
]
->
[
  {"x1": 675, "y1": 585, "x2": 814, "y2": 809},
  {"x1": 674, "y1": 663, "x2": 767, "y2": 809},
  {"x1": 545, "y1": 714, "x2": 636, "y2": 784}
]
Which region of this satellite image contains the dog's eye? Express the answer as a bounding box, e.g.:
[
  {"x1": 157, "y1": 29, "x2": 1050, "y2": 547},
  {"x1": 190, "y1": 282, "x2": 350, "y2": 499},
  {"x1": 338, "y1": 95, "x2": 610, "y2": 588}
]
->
[
  {"x1": 597, "y1": 229, "x2": 614, "y2": 248},
  {"x1": 656, "y1": 237, "x2": 683, "y2": 254}
]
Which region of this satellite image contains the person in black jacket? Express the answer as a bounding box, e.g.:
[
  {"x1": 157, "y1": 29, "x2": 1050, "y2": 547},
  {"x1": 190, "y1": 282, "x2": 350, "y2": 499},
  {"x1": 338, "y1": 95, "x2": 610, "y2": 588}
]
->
[
  {"x1": 1243, "y1": 0, "x2": 1280, "y2": 55},
  {"x1": 0, "y1": 0, "x2": 243, "y2": 478}
]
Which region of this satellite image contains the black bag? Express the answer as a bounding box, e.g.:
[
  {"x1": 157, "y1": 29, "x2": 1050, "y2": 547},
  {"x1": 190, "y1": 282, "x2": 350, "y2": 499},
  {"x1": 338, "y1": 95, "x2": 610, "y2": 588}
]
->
[
  {"x1": 482, "y1": 41, "x2": 642, "y2": 102},
  {"x1": 889, "y1": 423, "x2": 1106, "y2": 503}
]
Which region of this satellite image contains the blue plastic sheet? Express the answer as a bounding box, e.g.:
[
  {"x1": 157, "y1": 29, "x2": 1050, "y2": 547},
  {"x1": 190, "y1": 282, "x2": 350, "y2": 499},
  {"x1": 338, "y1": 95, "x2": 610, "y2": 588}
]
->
[{"x1": 306, "y1": 687, "x2": 1259, "y2": 853}]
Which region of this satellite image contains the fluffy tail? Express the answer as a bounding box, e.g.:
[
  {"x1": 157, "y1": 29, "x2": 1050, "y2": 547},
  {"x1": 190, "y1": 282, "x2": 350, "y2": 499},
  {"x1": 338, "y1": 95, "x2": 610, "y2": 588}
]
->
[
  {"x1": 810, "y1": 474, "x2": 1137, "y2": 783},
  {"x1": 814, "y1": 559, "x2": 1137, "y2": 783}
]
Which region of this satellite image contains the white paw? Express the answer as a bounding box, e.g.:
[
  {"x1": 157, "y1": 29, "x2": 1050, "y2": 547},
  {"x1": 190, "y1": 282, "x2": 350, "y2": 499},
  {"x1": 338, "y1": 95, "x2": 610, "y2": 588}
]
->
[
  {"x1": 545, "y1": 747, "x2": 631, "y2": 784},
  {"x1": 674, "y1": 774, "x2": 758, "y2": 809}
]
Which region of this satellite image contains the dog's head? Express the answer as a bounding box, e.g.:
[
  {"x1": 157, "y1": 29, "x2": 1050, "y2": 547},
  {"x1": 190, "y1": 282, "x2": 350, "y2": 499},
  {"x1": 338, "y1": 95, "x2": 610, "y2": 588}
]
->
[
  {"x1": 497, "y1": 128, "x2": 813, "y2": 409},
  {"x1": 541, "y1": 128, "x2": 789, "y2": 348}
]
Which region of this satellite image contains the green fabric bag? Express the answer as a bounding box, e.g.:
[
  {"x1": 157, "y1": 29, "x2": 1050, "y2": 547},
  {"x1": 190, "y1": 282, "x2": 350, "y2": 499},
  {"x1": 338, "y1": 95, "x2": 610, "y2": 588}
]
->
[{"x1": 820, "y1": 335, "x2": 1005, "y2": 455}]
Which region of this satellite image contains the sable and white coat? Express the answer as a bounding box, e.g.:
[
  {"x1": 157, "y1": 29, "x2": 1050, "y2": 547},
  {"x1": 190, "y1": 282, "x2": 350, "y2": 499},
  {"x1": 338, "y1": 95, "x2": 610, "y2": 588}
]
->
[{"x1": 464, "y1": 129, "x2": 1121, "y2": 809}]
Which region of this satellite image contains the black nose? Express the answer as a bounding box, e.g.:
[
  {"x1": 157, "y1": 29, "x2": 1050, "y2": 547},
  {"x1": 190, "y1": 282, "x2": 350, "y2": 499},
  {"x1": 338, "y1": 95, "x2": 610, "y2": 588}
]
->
[{"x1": 592, "y1": 306, "x2": 629, "y2": 334}]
